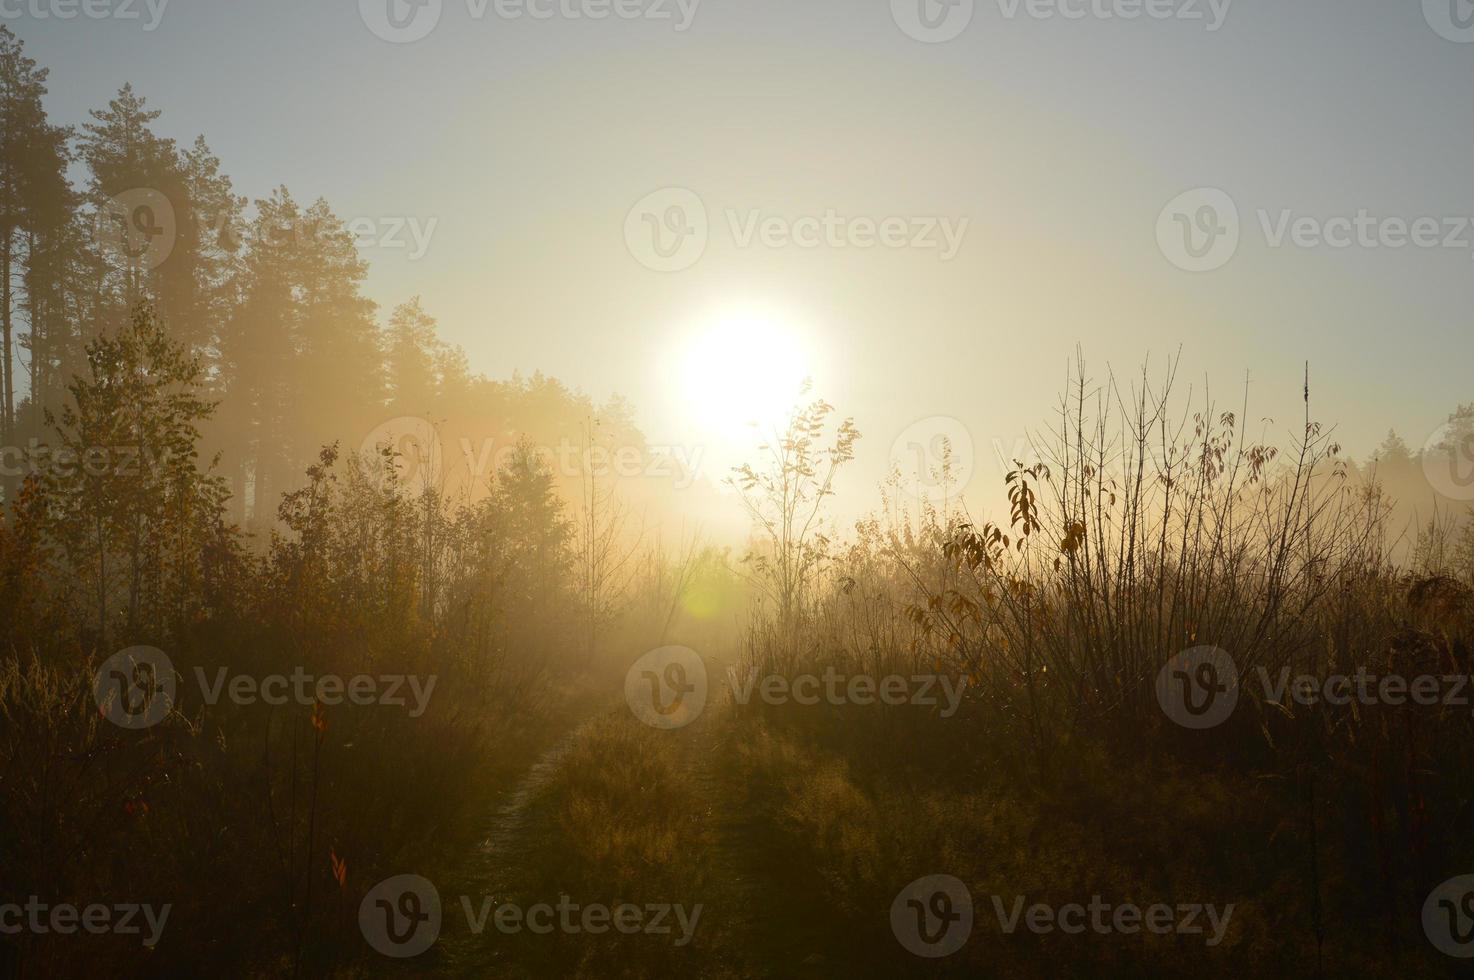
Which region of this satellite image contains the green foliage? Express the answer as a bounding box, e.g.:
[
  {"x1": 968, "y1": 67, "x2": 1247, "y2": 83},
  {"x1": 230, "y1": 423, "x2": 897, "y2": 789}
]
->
[{"x1": 40, "y1": 302, "x2": 228, "y2": 643}]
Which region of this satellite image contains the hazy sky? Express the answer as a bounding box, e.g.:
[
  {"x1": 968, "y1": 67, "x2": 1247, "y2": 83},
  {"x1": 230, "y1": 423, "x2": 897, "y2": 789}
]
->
[{"x1": 13, "y1": 0, "x2": 1474, "y2": 515}]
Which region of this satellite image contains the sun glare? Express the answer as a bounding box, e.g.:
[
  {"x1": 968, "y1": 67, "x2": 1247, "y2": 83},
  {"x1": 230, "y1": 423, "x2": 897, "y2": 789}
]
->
[{"x1": 679, "y1": 310, "x2": 812, "y2": 438}]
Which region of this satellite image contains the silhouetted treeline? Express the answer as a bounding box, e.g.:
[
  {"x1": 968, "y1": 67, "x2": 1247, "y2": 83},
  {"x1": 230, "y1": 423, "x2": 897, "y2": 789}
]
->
[{"x1": 0, "y1": 26, "x2": 651, "y2": 531}]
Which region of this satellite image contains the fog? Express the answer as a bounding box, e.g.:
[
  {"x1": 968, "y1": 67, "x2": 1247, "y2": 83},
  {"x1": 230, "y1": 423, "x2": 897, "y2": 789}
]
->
[{"x1": 3, "y1": 5, "x2": 1474, "y2": 977}]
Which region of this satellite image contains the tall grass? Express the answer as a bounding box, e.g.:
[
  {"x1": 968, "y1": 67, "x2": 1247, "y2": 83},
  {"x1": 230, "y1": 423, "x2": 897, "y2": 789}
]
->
[{"x1": 725, "y1": 358, "x2": 1474, "y2": 975}]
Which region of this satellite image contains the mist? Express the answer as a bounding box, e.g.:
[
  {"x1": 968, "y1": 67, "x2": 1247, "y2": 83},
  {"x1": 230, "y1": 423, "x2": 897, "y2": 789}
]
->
[{"x1": 3, "y1": 4, "x2": 1474, "y2": 977}]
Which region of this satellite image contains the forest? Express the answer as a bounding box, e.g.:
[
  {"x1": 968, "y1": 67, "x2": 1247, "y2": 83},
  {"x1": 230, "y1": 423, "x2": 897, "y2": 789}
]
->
[{"x1": 4, "y1": 18, "x2": 1474, "y2": 979}]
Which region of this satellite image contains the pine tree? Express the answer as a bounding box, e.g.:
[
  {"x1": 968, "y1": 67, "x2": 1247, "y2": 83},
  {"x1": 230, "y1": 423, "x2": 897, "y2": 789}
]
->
[
  {"x1": 291, "y1": 197, "x2": 382, "y2": 460},
  {"x1": 0, "y1": 26, "x2": 74, "y2": 445},
  {"x1": 78, "y1": 84, "x2": 180, "y2": 323},
  {"x1": 493, "y1": 437, "x2": 574, "y2": 614},
  {"x1": 384, "y1": 296, "x2": 440, "y2": 413},
  {"x1": 213, "y1": 188, "x2": 300, "y2": 525},
  {"x1": 212, "y1": 190, "x2": 382, "y2": 527}
]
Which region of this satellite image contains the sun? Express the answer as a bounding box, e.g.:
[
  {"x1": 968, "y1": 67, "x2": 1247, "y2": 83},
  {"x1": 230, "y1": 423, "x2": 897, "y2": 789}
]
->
[{"x1": 678, "y1": 309, "x2": 812, "y2": 438}]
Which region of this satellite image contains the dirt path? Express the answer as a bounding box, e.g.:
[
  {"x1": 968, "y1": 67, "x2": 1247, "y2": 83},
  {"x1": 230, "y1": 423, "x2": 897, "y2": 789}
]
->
[
  {"x1": 434, "y1": 716, "x2": 603, "y2": 976},
  {"x1": 427, "y1": 698, "x2": 856, "y2": 977}
]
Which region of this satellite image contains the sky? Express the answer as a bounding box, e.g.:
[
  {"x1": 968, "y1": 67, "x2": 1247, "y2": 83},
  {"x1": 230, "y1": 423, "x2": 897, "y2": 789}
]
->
[{"x1": 10, "y1": 0, "x2": 1474, "y2": 520}]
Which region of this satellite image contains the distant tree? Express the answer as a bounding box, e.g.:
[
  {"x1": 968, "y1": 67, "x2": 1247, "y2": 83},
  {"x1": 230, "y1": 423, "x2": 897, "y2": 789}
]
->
[
  {"x1": 1372, "y1": 429, "x2": 1412, "y2": 464},
  {"x1": 179, "y1": 134, "x2": 246, "y2": 366},
  {"x1": 42, "y1": 303, "x2": 226, "y2": 642},
  {"x1": 493, "y1": 437, "x2": 574, "y2": 613},
  {"x1": 384, "y1": 297, "x2": 440, "y2": 413},
  {"x1": 212, "y1": 190, "x2": 381, "y2": 527},
  {"x1": 1432, "y1": 405, "x2": 1474, "y2": 456},
  {"x1": 728, "y1": 390, "x2": 859, "y2": 628},
  {"x1": 290, "y1": 197, "x2": 382, "y2": 460},
  {"x1": 214, "y1": 189, "x2": 299, "y2": 523},
  {"x1": 79, "y1": 85, "x2": 182, "y2": 325},
  {"x1": 0, "y1": 26, "x2": 74, "y2": 443},
  {"x1": 18, "y1": 176, "x2": 87, "y2": 425},
  {"x1": 0, "y1": 472, "x2": 49, "y2": 642},
  {"x1": 573, "y1": 415, "x2": 642, "y2": 658},
  {"x1": 434, "y1": 341, "x2": 472, "y2": 399}
]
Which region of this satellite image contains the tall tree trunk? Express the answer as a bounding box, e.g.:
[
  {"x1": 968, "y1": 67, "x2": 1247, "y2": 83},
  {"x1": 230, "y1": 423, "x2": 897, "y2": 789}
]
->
[{"x1": 1, "y1": 234, "x2": 13, "y2": 442}]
